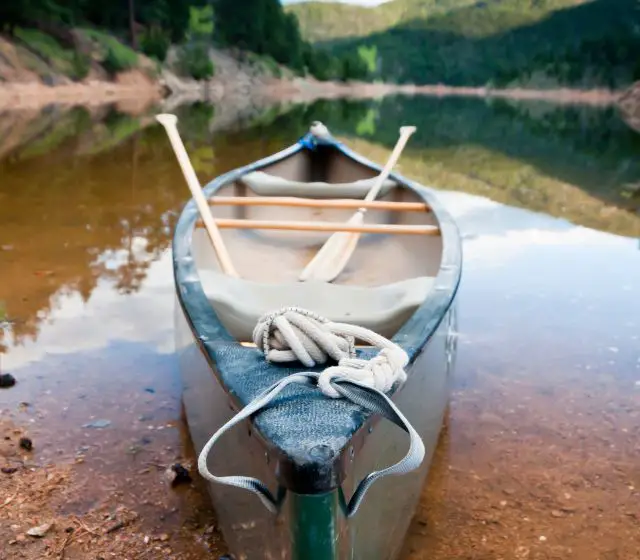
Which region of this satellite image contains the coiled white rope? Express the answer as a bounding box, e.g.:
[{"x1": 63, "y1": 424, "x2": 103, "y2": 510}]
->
[
  {"x1": 198, "y1": 307, "x2": 424, "y2": 517},
  {"x1": 253, "y1": 307, "x2": 408, "y2": 398}
]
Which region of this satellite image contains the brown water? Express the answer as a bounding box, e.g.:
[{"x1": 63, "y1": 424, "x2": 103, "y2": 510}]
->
[{"x1": 1, "y1": 98, "x2": 639, "y2": 559}]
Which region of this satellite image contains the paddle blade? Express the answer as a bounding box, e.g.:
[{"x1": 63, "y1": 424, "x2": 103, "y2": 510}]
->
[{"x1": 299, "y1": 212, "x2": 364, "y2": 283}]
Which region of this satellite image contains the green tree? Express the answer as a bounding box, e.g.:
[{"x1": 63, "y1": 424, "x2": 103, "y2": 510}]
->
[
  {"x1": 339, "y1": 50, "x2": 370, "y2": 81},
  {"x1": 214, "y1": 0, "x2": 264, "y2": 51},
  {"x1": 215, "y1": 0, "x2": 323, "y2": 76},
  {"x1": 357, "y1": 44, "x2": 377, "y2": 74}
]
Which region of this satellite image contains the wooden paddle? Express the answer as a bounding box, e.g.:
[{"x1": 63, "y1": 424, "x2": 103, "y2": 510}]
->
[
  {"x1": 299, "y1": 125, "x2": 417, "y2": 283},
  {"x1": 155, "y1": 113, "x2": 239, "y2": 277}
]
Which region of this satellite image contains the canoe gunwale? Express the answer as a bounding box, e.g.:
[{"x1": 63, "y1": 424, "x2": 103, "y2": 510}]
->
[{"x1": 172, "y1": 131, "x2": 463, "y2": 495}]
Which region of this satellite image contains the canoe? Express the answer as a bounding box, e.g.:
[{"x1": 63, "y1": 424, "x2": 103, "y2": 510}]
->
[{"x1": 171, "y1": 122, "x2": 462, "y2": 559}]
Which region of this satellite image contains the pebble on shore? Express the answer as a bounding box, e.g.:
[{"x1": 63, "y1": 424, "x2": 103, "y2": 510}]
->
[{"x1": 0, "y1": 373, "x2": 16, "y2": 388}]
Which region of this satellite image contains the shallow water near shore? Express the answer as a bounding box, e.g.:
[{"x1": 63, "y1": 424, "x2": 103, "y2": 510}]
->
[{"x1": 1, "y1": 96, "x2": 639, "y2": 559}]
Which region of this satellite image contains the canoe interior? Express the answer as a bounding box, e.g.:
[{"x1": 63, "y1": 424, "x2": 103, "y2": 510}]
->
[
  {"x1": 191, "y1": 143, "x2": 444, "y2": 343},
  {"x1": 194, "y1": 144, "x2": 443, "y2": 287}
]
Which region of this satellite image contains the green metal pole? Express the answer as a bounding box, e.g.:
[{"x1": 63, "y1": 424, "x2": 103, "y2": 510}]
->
[{"x1": 289, "y1": 491, "x2": 341, "y2": 560}]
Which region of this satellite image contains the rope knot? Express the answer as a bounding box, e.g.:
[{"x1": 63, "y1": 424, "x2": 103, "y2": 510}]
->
[
  {"x1": 253, "y1": 307, "x2": 409, "y2": 399},
  {"x1": 253, "y1": 307, "x2": 355, "y2": 368}
]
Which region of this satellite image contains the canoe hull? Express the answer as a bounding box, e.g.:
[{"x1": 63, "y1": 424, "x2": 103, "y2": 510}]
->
[{"x1": 176, "y1": 296, "x2": 458, "y2": 559}]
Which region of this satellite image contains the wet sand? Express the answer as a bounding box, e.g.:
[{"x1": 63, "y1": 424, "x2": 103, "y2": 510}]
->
[
  {"x1": 1, "y1": 103, "x2": 639, "y2": 559},
  {"x1": 0, "y1": 414, "x2": 226, "y2": 559}
]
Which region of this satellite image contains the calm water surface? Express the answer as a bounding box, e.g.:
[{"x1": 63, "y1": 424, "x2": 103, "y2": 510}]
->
[{"x1": 1, "y1": 98, "x2": 639, "y2": 559}]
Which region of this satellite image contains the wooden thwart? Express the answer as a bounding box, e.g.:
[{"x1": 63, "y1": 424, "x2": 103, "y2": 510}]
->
[
  {"x1": 208, "y1": 196, "x2": 429, "y2": 212},
  {"x1": 196, "y1": 218, "x2": 440, "y2": 236},
  {"x1": 240, "y1": 341, "x2": 374, "y2": 349}
]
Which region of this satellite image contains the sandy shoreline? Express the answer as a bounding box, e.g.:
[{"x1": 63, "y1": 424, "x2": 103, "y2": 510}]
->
[
  {"x1": 415, "y1": 84, "x2": 621, "y2": 105},
  {"x1": 0, "y1": 75, "x2": 627, "y2": 112},
  {"x1": 272, "y1": 78, "x2": 624, "y2": 106},
  {"x1": 0, "y1": 72, "x2": 163, "y2": 112}
]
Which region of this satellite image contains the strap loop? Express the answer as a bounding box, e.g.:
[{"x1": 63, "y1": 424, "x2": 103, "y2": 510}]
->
[{"x1": 197, "y1": 373, "x2": 425, "y2": 518}]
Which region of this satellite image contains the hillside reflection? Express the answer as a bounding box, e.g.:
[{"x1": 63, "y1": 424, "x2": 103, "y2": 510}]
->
[
  {"x1": 0, "y1": 102, "x2": 325, "y2": 351},
  {"x1": 1, "y1": 95, "x2": 638, "y2": 353}
]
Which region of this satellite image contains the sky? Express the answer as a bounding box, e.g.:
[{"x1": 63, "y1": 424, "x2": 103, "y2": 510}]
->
[{"x1": 281, "y1": 0, "x2": 393, "y2": 6}]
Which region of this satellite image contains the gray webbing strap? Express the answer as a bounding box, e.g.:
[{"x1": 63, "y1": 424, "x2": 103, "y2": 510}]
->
[{"x1": 197, "y1": 372, "x2": 425, "y2": 518}]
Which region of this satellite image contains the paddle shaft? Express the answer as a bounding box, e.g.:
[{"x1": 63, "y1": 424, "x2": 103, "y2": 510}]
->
[
  {"x1": 361, "y1": 126, "x2": 417, "y2": 209},
  {"x1": 155, "y1": 114, "x2": 239, "y2": 278},
  {"x1": 298, "y1": 125, "x2": 417, "y2": 283}
]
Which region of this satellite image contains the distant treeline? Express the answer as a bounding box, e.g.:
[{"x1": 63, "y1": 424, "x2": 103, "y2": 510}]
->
[{"x1": 0, "y1": 0, "x2": 370, "y2": 82}]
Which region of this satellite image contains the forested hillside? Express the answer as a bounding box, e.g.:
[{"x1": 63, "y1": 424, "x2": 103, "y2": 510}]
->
[
  {"x1": 287, "y1": 0, "x2": 555, "y2": 42},
  {"x1": 0, "y1": 0, "x2": 369, "y2": 84},
  {"x1": 288, "y1": 0, "x2": 640, "y2": 88}
]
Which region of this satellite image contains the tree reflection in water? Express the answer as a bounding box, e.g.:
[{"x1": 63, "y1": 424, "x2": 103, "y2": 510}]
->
[{"x1": 1, "y1": 95, "x2": 638, "y2": 351}]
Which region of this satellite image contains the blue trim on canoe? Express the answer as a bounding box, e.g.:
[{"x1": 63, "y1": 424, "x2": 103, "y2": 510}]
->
[{"x1": 172, "y1": 130, "x2": 462, "y2": 493}]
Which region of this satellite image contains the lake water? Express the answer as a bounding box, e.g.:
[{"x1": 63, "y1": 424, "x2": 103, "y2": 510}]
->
[{"x1": 1, "y1": 96, "x2": 639, "y2": 559}]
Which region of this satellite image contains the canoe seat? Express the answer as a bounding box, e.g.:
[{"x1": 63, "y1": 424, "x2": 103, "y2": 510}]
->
[
  {"x1": 240, "y1": 171, "x2": 398, "y2": 199},
  {"x1": 198, "y1": 270, "x2": 435, "y2": 341}
]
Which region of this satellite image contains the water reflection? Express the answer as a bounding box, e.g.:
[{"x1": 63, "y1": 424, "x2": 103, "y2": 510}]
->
[
  {"x1": 403, "y1": 194, "x2": 640, "y2": 560},
  {"x1": 3, "y1": 250, "x2": 175, "y2": 370},
  {"x1": 0, "y1": 96, "x2": 639, "y2": 558},
  {"x1": 214, "y1": 97, "x2": 640, "y2": 237},
  {"x1": 0, "y1": 102, "x2": 317, "y2": 352},
  {"x1": 0, "y1": 127, "x2": 180, "y2": 349}
]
